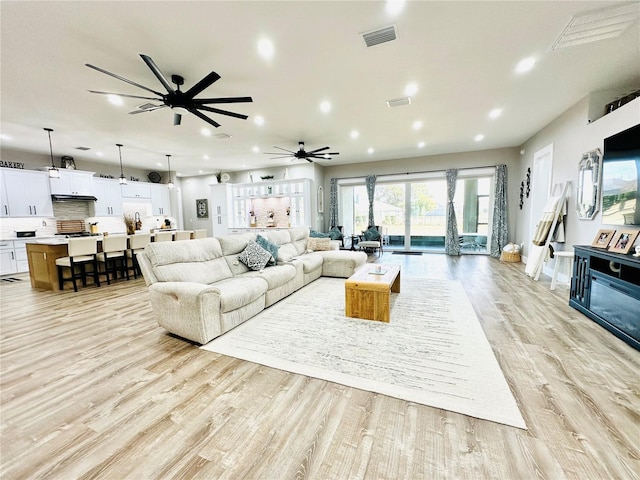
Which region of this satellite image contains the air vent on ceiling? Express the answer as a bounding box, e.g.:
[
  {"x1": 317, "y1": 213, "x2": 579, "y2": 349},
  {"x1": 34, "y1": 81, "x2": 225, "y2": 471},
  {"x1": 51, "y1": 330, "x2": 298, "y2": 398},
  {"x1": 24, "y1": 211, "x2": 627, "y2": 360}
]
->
[
  {"x1": 362, "y1": 25, "x2": 397, "y2": 47},
  {"x1": 214, "y1": 133, "x2": 232, "y2": 139},
  {"x1": 386, "y1": 97, "x2": 412, "y2": 108},
  {"x1": 551, "y1": 3, "x2": 639, "y2": 50},
  {"x1": 75, "y1": 146, "x2": 90, "y2": 151}
]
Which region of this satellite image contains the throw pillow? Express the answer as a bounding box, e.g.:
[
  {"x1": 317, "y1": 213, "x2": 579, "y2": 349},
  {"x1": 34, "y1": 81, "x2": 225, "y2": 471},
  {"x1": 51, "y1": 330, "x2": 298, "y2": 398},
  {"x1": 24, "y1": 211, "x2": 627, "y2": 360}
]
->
[
  {"x1": 309, "y1": 229, "x2": 330, "y2": 238},
  {"x1": 328, "y1": 226, "x2": 343, "y2": 240},
  {"x1": 256, "y1": 234, "x2": 279, "y2": 265},
  {"x1": 363, "y1": 227, "x2": 381, "y2": 241},
  {"x1": 307, "y1": 237, "x2": 331, "y2": 252},
  {"x1": 237, "y1": 240, "x2": 272, "y2": 271}
]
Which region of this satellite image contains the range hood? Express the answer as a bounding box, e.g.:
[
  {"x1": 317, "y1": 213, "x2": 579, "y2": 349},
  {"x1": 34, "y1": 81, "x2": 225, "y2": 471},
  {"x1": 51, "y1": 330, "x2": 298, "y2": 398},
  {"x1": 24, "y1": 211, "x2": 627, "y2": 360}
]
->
[{"x1": 51, "y1": 194, "x2": 97, "y2": 202}]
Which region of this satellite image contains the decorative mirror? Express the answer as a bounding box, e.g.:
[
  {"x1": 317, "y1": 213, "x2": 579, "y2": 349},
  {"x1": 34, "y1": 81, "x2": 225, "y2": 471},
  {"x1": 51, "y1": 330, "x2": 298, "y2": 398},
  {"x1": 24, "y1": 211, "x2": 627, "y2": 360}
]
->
[{"x1": 576, "y1": 148, "x2": 602, "y2": 220}]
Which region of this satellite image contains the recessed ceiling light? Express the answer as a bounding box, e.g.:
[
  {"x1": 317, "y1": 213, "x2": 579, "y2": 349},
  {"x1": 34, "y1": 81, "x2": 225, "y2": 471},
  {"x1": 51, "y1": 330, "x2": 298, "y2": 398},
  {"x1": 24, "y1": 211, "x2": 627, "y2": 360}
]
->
[
  {"x1": 201, "y1": 128, "x2": 212, "y2": 137},
  {"x1": 412, "y1": 120, "x2": 423, "y2": 130},
  {"x1": 156, "y1": 162, "x2": 162, "y2": 167},
  {"x1": 252, "y1": 146, "x2": 259, "y2": 153},
  {"x1": 95, "y1": 151, "x2": 104, "y2": 157},
  {"x1": 475, "y1": 134, "x2": 485, "y2": 142},
  {"x1": 404, "y1": 83, "x2": 418, "y2": 96},
  {"x1": 515, "y1": 57, "x2": 535, "y2": 74},
  {"x1": 320, "y1": 100, "x2": 331, "y2": 113},
  {"x1": 257, "y1": 38, "x2": 274, "y2": 60},
  {"x1": 198, "y1": 170, "x2": 204, "y2": 174},
  {"x1": 367, "y1": 147, "x2": 375, "y2": 154},
  {"x1": 385, "y1": 0, "x2": 405, "y2": 15},
  {"x1": 350, "y1": 130, "x2": 359, "y2": 139},
  {"x1": 489, "y1": 108, "x2": 503, "y2": 119},
  {"x1": 0, "y1": 134, "x2": 12, "y2": 141},
  {"x1": 418, "y1": 141, "x2": 426, "y2": 148},
  {"x1": 107, "y1": 94, "x2": 123, "y2": 106},
  {"x1": 254, "y1": 115, "x2": 264, "y2": 126},
  {"x1": 203, "y1": 154, "x2": 210, "y2": 160}
]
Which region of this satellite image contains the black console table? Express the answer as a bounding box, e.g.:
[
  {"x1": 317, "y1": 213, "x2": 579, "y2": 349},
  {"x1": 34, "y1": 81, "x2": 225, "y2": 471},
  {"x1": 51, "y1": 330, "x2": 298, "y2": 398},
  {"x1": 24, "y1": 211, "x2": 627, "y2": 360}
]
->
[{"x1": 570, "y1": 246, "x2": 640, "y2": 351}]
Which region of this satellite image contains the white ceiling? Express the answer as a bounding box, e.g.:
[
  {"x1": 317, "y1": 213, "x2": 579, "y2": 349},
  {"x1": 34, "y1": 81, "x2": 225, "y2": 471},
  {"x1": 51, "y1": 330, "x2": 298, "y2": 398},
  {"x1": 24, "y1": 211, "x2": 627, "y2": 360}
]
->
[{"x1": 1, "y1": 1, "x2": 639, "y2": 177}]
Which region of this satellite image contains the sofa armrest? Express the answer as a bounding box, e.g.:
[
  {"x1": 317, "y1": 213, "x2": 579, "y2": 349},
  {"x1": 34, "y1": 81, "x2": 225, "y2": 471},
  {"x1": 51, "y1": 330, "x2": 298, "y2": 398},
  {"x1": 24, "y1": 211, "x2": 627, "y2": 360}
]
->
[{"x1": 148, "y1": 282, "x2": 225, "y2": 344}]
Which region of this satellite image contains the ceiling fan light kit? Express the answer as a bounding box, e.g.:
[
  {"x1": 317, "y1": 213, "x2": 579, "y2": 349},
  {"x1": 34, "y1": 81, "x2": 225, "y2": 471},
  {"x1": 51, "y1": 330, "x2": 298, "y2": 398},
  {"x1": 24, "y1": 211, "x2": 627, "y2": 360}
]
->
[
  {"x1": 86, "y1": 54, "x2": 253, "y2": 129},
  {"x1": 264, "y1": 141, "x2": 340, "y2": 163}
]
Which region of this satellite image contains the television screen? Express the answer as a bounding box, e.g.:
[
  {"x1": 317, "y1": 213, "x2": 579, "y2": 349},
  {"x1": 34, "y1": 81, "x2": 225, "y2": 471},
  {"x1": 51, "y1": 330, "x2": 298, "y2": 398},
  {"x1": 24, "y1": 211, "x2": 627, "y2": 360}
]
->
[{"x1": 601, "y1": 124, "x2": 640, "y2": 226}]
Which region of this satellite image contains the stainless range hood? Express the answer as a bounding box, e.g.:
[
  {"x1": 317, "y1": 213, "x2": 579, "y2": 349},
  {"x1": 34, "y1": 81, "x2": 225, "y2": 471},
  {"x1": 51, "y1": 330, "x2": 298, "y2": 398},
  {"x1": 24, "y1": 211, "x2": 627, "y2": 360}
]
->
[{"x1": 51, "y1": 194, "x2": 97, "y2": 202}]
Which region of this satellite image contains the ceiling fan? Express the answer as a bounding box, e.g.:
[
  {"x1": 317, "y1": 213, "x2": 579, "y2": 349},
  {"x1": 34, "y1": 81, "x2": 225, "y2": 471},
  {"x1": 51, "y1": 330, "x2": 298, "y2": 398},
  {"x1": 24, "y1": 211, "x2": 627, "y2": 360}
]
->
[
  {"x1": 86, "y1": 54, "x2": 253, "y2": 128},
  {"x1": 264, "y1": 142, "x2": 340, "y2": 162}
]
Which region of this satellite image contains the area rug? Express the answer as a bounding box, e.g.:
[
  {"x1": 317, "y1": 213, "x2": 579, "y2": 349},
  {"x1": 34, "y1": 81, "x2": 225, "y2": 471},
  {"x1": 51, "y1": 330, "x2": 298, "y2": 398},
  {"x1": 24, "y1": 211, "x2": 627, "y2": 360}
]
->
[{"x1": 201, "y1": 277, "x2": 526, "y2": 429}]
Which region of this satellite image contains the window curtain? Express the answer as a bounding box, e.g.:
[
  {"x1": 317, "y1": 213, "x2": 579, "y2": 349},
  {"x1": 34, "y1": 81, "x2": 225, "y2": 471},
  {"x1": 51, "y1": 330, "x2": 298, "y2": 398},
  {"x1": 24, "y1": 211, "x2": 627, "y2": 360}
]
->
[
  {"x1": 445, "y1": 169, "x2": 461, "y2": 256},
  {"x1": 491, "y1": 164, "x2": 508, "y2": 258},
  {"x1": 366, "y1": 175, "x2": 376, "y2": 227},
  {"x1": 329, "y1": 178, "x2": 339, "y2": 227}
]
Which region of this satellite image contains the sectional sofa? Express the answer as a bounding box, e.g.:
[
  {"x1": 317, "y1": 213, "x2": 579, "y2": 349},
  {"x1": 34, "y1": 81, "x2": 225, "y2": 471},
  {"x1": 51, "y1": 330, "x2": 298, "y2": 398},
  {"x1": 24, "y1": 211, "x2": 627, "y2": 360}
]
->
[{"x1": 137, "y1": 226, "x2": 367, "y2": 344}]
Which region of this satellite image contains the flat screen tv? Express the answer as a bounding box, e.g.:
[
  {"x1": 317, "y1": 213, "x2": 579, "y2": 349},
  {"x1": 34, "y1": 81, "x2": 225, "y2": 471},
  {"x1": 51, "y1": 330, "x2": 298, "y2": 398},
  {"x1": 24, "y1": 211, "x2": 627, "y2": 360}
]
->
[{"x1": 601, "y1": 123, "x2": 640, "y2": 226}]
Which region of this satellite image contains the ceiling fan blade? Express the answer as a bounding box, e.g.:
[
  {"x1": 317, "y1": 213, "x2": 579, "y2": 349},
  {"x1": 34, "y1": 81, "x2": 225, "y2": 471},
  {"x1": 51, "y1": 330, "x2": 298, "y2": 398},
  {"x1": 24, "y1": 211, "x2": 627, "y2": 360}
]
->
[
  {"x1": 193, "y1": 96, "x2": 254, "y2": 104},
  {"x1": 196, "y1": 105, "x2": 248, "y2": 120},
  {"x1": 174, "y1": 112, "x2": 182, "y2": 126},
  {"x1": 88, "y1": 90, "x2": 162, "y2": 101},
  {"x1": 308, "y1": 155, "x2": 334, "y2": 160},
  {"x1": 139, "y1": 54, "x2": 174, "y2": 93},
  {"x1": 271, "y1": 146, "x2": 297, "y2": 154},
  {"x1": 268, "y1": 155, "x2": 295, "y2": 160},
  {"x1": 307, "y1": 146, "x2": 330, "y2": 154},
  {"x1": 187, "y1": 108, "x2": 220, "y2": 128},
  {"x1": 128, "y1": 104, "x2": 167, "y2": 114},
  {"x1": 184, "y1": 71, "x2": 221, "y2": 99},
  {"x1": 86, "y1": 63, "x2": 164, "y2": 96}
]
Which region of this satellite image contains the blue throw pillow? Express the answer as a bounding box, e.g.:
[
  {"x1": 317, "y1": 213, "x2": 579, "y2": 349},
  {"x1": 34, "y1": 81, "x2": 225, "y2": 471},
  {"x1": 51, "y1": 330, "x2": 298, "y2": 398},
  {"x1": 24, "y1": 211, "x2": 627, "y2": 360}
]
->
[
  {"x1": 256, "y1": 234, "x2": 279, "y2": 265},
  {"x1": 328, "y1": 226, "x2": 343, "y2": 240},
  {"x1": 363, "y1": 227, "x2": 380, "y2": 241},
  {"x1": 310, "y1": 229, "x2": 330, "y2": 238}
]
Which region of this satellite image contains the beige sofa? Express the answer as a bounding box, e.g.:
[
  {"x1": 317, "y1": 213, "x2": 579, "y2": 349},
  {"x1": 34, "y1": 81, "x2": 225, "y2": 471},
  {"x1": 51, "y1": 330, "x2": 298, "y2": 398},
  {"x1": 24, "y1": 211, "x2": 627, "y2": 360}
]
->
[{"x1": 137, "y1": 226, "x2": 367, "y2": 344}]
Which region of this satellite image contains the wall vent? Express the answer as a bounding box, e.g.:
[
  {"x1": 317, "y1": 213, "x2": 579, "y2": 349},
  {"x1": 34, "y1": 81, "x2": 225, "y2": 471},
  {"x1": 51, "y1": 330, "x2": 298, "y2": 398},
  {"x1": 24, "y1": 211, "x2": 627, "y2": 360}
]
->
[
  {"x1": 362, "y1": 25, "x2": 397, "y2": 47},
  {"x1": 551, "y1": 3, "x2": 639, "y2": 50},
  {"x1": 386, "y1": 97, "x2": 412, "y2": 108}
]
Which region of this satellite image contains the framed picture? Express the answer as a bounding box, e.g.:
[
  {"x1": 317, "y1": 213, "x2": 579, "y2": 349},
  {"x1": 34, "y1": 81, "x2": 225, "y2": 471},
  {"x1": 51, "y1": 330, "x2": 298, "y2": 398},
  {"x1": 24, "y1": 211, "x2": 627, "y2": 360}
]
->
[
  {"x1": 608, "y1": 229, "x2": 639, "y2": 254},
  {"x1": 196, "y1": 199, "x2": 208, "y2": 219},
  {"x1": 591, "y1": 228, "x2": 616, "y2": 249}
]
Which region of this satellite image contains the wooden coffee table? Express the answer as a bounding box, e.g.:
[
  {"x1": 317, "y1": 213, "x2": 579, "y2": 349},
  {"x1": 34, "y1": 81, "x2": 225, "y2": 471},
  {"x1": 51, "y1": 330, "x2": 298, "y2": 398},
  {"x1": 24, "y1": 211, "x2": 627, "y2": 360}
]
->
[{"x1": 345, "y1": 264, "x2": 400, "y2": 322}]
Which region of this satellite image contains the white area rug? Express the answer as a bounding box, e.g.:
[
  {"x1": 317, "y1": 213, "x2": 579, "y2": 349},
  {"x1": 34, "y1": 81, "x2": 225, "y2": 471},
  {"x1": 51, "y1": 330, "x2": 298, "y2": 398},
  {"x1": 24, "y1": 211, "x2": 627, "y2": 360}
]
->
[{"x1": 201, "y1": 277, "x2": 527, "y2": 429}]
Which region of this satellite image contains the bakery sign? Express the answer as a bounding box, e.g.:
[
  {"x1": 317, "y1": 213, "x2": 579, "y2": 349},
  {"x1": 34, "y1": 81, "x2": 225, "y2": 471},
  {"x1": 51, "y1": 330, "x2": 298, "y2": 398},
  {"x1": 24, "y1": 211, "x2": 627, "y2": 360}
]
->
[{"x1": 0, "y1": 161, "x2": 25, "y2": 169}]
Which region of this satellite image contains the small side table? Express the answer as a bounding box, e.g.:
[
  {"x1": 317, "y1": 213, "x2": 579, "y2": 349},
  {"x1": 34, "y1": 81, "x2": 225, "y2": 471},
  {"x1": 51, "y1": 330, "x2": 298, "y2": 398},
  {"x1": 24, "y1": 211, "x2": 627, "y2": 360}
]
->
[
  {"x1": 551, "y1": 251, "x2": 574, "y2": 291},
  {"x1": 349, "y1": 235, "x2": 358, "y2": 251}
]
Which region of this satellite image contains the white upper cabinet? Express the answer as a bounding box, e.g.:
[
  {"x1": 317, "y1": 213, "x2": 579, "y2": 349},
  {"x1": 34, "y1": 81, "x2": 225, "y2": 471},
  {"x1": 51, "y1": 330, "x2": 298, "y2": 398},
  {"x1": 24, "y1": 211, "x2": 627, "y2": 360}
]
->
[
  {"x1": 93, "y1": 178, "x2": 123, "y2": 216},
  {"x1": 0, "y1": 170, "x2": 9, "y2": 217},
  {"x1": 49, "y1": 169, "x2": 95, "y2": 196},
  {"x1": 121, "y1": 182, "x2": 151, "y2": 199},
  {"x1": 2, "y1": 169, "x2": 54, "y2": 217},
  {"x1": 150, "y1": 183, "x2": 171, "y2": 216}
]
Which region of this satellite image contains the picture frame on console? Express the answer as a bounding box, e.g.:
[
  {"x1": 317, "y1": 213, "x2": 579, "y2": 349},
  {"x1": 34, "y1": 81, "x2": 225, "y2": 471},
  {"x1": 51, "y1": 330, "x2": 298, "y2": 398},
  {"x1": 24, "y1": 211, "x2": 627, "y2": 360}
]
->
[
  {"x1": 608, "y1": 229, "x2": 639, "y2": 254},
  {"x1": 591, "y1": 228, "x2": 616, "y2": 249}
]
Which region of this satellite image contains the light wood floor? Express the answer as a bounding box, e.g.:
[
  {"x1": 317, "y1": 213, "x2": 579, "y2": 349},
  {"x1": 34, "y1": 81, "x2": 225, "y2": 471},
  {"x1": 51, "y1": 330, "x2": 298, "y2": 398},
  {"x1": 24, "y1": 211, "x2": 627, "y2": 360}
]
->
[{"x1": 1, "y1": 253, "x2": 638, "y2": 479}]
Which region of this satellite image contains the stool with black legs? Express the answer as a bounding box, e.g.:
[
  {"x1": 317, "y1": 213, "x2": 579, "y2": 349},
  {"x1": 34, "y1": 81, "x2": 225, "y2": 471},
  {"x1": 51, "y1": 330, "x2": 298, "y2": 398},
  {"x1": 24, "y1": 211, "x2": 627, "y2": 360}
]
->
[
  {"x1": 55, "y1": 237, "x2": 101, "y2": 292},
  {"x1": 97, "y1": 235, "x2": 129, "y2": 284}
]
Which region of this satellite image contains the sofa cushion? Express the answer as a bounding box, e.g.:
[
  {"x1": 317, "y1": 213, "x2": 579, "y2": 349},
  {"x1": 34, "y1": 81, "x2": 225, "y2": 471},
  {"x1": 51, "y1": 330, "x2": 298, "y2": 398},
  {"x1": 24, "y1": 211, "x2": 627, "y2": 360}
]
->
[
  {"x1": 218, "y1": 233, "x2": 256, "y2": 255},
  {"x1": 296, "y1": 252, "x2": 324, "y2": 274},
  {"x1": 307, "y1": 237, "x2": 332, "y2": 252},
  {"x1": 240, "y1": 263, "x2": 296, "y2": 289},
  {"x1": 238, "y1": 240, "x2": 272, "y2": 271},
  {"x1": 256, "y1": 234, "x2": 279, "y2": 265},
  {"x1": 277, "y1": 243, "x2": 298, "y2": 263},
  {"x1": 213, "y1": 276, "x2": 268, "y2": 313}
]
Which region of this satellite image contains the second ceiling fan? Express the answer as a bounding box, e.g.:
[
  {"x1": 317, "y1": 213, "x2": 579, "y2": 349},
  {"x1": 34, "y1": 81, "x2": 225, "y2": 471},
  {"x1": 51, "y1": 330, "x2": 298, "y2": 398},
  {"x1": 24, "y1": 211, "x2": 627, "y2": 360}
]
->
[{"x1": 265, "y1": 142, "x2": 340, "y2": 162}]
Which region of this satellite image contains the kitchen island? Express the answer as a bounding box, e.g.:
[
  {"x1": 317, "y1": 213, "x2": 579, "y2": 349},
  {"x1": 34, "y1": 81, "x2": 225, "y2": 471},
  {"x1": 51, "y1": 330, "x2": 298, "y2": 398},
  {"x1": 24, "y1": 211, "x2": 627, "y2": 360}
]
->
[{"x1": 26, "y1": 240, "x2": 70, "y2": 291}]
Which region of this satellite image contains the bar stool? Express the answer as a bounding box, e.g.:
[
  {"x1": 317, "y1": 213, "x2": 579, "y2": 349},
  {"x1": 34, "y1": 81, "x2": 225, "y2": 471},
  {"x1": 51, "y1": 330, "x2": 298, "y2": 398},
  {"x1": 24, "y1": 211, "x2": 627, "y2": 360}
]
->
[
  {"x1": 551, "y1": 251, "x2": 574, "y2": 290},
  {"x1": 174, "y1": 230, "x2": 192, "y2": 241},
  {"x1": 192, "y1": 229, "x2": 207, "y2": 239},
  {"x1": 97, "y1": 235, "x2": 129, "y2": 284},
  {"x1": 154, "y1": 231, "x2": 174, "y2": 242},
  {"x1": 55, "y1": 237, "x2": 101, "y2": 292},
  {"x1": 127, "y1": 233, "x2": 151, "y2": 279}
]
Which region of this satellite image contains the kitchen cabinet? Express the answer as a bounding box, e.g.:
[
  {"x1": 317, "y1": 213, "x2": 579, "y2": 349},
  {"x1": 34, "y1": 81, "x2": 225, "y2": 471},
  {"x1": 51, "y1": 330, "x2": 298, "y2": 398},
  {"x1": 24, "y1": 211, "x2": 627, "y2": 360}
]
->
[
  {"x1": 121, "y1": 182, "x2": 151, "y2": 199},
  {"x1": 0, "y1": 240, "x2": 17, "y2": 276},
  {"x1": 150, "y1": 183, "x2": 172, "y2": 216},
  {"x1": 211, "y1": 183, "x2": 232, "y2": 236},
  {"x1": 2, "y1": 169, "x2": 54, "y2": 217},
  {"x1": 49, "y1": 169, "x2": 95, "y2": 196},
  {"x1": 93, "y1": 178, "x2": 123, "y2": 216},
  {"x1": 0, "y1": 170, "x2": 9, "y2": 217}
]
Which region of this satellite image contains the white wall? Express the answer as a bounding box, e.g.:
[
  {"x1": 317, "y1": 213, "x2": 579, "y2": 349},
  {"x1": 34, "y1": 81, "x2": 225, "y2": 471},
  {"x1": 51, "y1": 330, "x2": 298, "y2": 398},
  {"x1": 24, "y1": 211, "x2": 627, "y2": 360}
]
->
[{"x1": 517, "y1": 96, "x2": 640, "y2": 257}]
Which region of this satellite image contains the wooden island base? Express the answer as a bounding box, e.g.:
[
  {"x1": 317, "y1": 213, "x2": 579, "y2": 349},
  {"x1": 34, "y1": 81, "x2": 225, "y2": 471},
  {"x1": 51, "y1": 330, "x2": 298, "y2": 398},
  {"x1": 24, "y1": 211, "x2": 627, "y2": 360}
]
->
[{"x1": 345, "y1": 264, "x2": 400, "y2": 322}]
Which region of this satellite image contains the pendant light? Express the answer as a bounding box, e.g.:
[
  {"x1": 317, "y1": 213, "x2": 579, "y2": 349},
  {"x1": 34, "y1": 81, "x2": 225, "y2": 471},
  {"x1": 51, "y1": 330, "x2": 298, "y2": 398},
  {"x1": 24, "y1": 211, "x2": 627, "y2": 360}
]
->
[
  {"x1": 116, "y1": 143, "x2": 127, "y2": 185},
  {"x1": 44, "y1": 128, "x2": 60, "y2": 178},
  {"x1": 166, "y1": 154, "x2": 174, "y2": 189}
]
